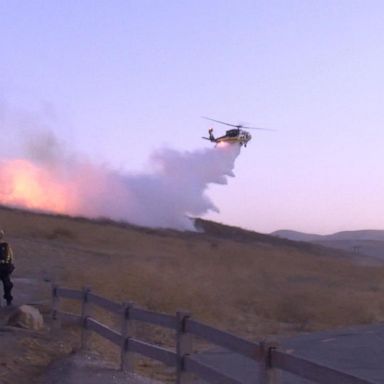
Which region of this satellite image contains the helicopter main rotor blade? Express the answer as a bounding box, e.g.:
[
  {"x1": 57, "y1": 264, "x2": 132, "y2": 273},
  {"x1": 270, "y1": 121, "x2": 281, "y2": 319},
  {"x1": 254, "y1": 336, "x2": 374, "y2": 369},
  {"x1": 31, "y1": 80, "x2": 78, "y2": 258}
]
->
[
  {"x1": 202, "y1": 116, "x2": 275, "y2": 131},
  {"x1": 241, "y1": 125, "x2": 275, "y2": 131},
  {"x1": 201, "y1": 116, "x2": 240, "y2": 128}
]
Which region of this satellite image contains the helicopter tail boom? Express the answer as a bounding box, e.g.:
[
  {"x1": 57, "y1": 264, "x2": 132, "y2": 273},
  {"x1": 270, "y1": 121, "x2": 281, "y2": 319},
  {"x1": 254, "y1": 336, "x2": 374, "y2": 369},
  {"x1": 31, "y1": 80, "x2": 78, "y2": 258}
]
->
[
  {"x1": 202, "y1": 128, "x2": 216, "y2": 142},
  {"x1": 208, "y1": 128, "x2": 215, "y2": 141}
]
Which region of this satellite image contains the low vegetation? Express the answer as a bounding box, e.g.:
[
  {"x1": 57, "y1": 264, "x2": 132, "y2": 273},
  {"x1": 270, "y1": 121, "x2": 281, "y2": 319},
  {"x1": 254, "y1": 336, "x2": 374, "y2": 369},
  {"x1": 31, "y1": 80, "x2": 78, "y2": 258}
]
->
[
  {"x1": 2, "y1": 205, "x2": 383, "y2": 340},
  {"x1": 2, "y1": 205, "x2": 384, "y2": 381}
]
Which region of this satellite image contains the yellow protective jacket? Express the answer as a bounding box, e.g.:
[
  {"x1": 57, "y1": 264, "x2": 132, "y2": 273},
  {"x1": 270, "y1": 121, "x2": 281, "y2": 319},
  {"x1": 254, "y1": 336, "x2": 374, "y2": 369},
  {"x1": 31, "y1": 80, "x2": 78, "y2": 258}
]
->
[{"x1": 0, "y1": 242, "x2": 13, "y2": 264}]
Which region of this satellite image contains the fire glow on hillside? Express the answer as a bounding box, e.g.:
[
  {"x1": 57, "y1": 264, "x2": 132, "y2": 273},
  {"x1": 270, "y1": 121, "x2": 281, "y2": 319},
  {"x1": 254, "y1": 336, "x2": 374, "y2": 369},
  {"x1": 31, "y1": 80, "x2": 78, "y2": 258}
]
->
[
  {"x1": 0, "y1": 159, "x2": 75, "y2": 213},
  {"x1": 0, "y1": 137, "x2": 241, "y2": 230}
]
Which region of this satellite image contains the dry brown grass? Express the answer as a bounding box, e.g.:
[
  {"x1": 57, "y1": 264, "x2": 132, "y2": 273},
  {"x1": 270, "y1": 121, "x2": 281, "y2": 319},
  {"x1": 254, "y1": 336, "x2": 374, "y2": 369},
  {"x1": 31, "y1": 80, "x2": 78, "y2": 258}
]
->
[{"x1": 2, "y1": 205, "x2": 384, "y2": 341}]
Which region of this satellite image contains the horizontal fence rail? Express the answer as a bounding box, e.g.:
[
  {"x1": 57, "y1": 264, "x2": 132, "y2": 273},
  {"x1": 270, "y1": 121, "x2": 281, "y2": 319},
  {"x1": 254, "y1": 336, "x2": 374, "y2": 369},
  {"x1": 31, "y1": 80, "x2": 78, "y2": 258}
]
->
[
  {"x1": 185, "y1": 318, "x2": 262, "y2": 360},
  {"x1": 86, "y1": 317, "x2": 123, "y2": 347},
  {"x1": 130, "y1": 338, "x2": 177, "y2": 367},
  {"x1": 51, "y1": 285, "x2": 376, "y2": 384},
  {"x1": 87, "y1": 292, "x2": 123, "y2": 314},
  {"x1": 272, "y1": 350, "x2": 372, "y2": 384},
  {"x1": 56, "y1": 287, "x2": 83, "y2": 300},
  {"x1": 131, "y1": 307, "x2": 178, "y2": 329}
]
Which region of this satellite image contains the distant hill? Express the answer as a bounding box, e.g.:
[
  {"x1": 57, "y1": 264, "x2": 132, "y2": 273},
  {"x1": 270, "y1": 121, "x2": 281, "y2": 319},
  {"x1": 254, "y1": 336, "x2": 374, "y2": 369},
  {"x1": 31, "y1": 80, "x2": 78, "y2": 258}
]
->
[
  {"x1": 326, "y1": 230, "x2": 384, "y2": 241},
  {"x1": 272, "y1": 229, "x2": 384, "y2": 260}
]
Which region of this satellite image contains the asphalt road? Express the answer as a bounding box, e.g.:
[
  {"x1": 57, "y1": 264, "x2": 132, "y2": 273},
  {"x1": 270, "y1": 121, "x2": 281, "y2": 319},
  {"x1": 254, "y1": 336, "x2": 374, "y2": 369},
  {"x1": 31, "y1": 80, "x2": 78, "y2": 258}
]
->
[{"x1": 194, "y1": 323, "x2": 384, "y2": 383}]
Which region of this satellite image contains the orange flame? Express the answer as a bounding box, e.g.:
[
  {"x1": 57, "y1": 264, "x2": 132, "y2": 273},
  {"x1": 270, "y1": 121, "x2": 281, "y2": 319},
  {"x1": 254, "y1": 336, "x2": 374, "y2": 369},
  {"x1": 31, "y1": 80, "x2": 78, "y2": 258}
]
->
[{"x1": 0, "y1": 159, "x2": 73, "y2": 214}]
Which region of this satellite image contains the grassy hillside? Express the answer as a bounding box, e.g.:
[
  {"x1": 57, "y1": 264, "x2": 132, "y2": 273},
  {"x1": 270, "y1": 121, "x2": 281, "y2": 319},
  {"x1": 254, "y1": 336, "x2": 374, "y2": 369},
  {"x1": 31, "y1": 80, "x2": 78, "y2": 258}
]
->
[{"x1": 2, "y1": 205, "x2": 384, "y2": 341}]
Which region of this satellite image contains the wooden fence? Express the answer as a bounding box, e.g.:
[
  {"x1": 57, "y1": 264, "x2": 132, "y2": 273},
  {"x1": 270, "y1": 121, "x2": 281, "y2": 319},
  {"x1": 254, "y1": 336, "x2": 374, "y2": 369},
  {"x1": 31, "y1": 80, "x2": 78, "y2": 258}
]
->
[{"x1": 51, "y1": 285, "x2": 375, "y2": 384}]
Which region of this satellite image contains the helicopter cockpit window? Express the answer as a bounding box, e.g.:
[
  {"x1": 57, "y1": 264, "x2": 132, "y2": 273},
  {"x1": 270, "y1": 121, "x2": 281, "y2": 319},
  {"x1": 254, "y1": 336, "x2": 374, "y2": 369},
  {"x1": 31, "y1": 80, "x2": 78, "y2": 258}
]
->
[{"x1": 226, "y1": 129, "x2": 239, "y2": 137}]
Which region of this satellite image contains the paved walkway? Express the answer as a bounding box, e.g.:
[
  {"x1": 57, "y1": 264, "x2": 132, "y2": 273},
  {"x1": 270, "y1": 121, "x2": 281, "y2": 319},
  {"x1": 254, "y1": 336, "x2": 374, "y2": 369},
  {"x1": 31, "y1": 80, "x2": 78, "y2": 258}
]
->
[
  {"x1": 0, "y1": 277, "x2": 52, "y2": 309},
  {"x1": 195, "y1": 324, "x2": 384, "y2": 383}
]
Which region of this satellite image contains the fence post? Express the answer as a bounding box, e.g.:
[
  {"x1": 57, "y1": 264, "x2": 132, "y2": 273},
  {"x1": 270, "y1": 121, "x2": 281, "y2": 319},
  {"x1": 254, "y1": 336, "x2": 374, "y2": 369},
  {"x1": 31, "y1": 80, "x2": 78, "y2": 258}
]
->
[
  {"x1": 120, "y1": 301, "x2": 135, "y2": 372},
  {"x1": 80, "y1": 286, "x2": 92, "y2": 351},
  {"x1": 176, "y1": 311, "x2": 193, "y2": 384},
  {"x1": 258, "y1": 340, "x2": 280, "y2": 384},
  {"x1": 51, "y1": 283, "x2": 61, "y2": 330}
]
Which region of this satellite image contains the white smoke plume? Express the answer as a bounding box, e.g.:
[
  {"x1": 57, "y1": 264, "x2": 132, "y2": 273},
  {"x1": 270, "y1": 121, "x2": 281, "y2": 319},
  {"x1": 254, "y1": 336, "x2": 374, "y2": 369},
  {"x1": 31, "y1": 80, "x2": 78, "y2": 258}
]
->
[
  {"x1": 117, "y1": 145, "x2": 241, "y2": 229},
  {"x1": 0, "y1": 120, "x2": 241, "y2": 230}
]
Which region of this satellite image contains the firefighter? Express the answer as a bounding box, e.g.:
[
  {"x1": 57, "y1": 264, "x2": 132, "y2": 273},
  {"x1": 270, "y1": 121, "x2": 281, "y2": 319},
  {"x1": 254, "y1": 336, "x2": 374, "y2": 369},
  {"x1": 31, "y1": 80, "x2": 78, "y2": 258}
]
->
[{"x1": 0, "y1": 230, "x2": 15, "y2": 306}]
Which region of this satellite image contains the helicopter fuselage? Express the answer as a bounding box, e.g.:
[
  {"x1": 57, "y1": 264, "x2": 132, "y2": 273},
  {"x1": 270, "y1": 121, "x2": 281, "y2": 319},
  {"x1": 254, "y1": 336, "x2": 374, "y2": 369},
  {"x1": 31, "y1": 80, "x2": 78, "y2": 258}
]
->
[
  {"x1": 202, "y1": 116, "x2": 271, "y2": 147},
  {"x1": 204, "y1": 128, "x2": 252, "y2": 147}
]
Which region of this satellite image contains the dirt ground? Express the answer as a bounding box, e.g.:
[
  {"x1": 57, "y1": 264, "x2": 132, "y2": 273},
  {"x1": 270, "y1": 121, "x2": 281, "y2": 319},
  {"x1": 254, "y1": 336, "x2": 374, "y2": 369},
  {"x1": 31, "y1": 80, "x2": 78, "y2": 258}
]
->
[
  {"x1": 39, "y1": 350, "x2": 162, "y2": 384},
  {"x1": 0, "y1": 278, "x2": 162, "y2": 384},
  {"x1": 0, "y1": 325, "x2": 73, "y2": 384},
  {"x1": 0, "y1": 282, "x2": 77, "y2": 384}
]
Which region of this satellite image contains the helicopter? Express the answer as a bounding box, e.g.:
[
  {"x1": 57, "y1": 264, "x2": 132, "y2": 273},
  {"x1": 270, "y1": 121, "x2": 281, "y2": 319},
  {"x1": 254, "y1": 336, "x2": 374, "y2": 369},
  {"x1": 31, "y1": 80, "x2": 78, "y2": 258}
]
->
[{"x1": 201, "y1": 117, "x2": 272, "y2": 147}]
